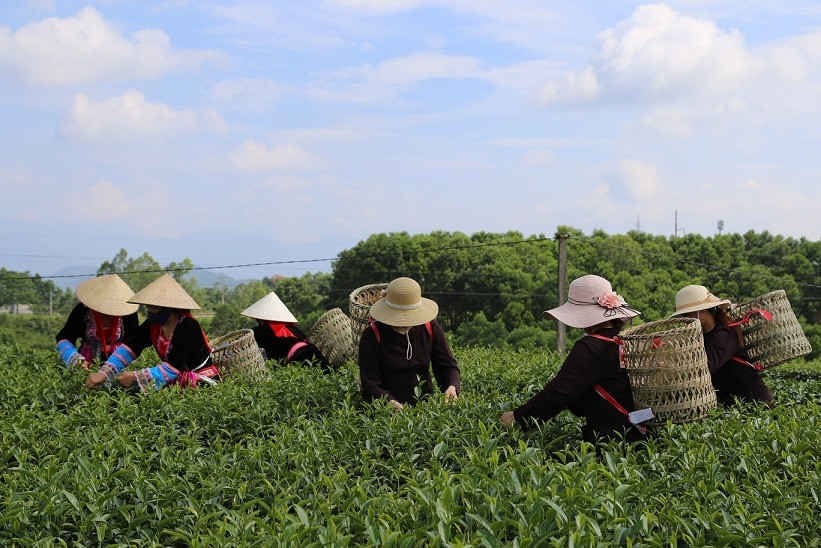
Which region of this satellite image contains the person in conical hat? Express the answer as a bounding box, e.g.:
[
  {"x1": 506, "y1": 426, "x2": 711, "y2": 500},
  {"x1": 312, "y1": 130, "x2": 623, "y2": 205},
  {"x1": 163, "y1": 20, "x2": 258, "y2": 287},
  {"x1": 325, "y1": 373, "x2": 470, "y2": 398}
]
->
[
  {"x1": 501, "y1": 274, "x2": 648, "y2": 442},
  {"x1": 671, "y1": 284, "x2": 773, "y2": 406},
  {"x1": 358, "y1": 277, "x2": 460, "y2": 410},
  {"x1": 85, "y1": 273, "x2": 219, "y2": 392},
  {"x1": 55, "y1": 274, "x2": 140, "y2": 370},
  {"x1": 241, "y1": 291, "x2": 329, "y2": 368}
]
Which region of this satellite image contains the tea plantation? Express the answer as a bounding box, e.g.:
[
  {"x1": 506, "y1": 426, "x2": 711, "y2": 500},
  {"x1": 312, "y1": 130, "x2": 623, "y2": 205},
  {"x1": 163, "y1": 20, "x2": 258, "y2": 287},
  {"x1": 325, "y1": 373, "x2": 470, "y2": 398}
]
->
[{"x1": 1, "y1": 343, "x2": 819, "y2": 546}]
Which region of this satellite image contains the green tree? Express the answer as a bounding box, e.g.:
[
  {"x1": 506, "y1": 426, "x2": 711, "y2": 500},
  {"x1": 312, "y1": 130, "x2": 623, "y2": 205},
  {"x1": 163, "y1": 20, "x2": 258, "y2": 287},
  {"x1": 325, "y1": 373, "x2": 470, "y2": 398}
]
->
[{"x1": 97, "y1": 250, "x2": 202, "y2": 303}]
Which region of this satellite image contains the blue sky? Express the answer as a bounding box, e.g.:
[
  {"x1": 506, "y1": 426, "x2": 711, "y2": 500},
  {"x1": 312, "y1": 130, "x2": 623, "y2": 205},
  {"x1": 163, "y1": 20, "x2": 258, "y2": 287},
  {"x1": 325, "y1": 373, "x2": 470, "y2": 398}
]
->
[{"x1": 1, "y1": 1, "x2": 820, "y2": 281}]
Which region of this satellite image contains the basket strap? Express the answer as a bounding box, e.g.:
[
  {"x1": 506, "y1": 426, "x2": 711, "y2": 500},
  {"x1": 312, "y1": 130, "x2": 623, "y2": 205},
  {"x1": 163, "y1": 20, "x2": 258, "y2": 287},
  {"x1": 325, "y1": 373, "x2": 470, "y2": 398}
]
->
[
  {"x1": 587, "y1": 334, "x2": 626, "y2": 368},
  {"x1": 593, "y1": 384, "x2": 647, "y2": 435},
  {"x1": 369, "y1": 319, "x2": 381, "y2": 343},
  {"x1": 286, "y1": 341, "x2": 309, "y2": 362},
  {"x1": 728, "y1": 308, "x2": 773, "y2": 327},
  {"x1": 730, "y1": 355, "x2": 764, "y2": 371}
]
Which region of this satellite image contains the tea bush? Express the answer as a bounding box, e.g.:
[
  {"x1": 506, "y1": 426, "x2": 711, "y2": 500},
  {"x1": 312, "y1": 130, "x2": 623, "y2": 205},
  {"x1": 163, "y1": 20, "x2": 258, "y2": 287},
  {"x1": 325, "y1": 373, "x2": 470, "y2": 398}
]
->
[{"x1": 1, "y1": 343, "x2": 818, "y2": 545}]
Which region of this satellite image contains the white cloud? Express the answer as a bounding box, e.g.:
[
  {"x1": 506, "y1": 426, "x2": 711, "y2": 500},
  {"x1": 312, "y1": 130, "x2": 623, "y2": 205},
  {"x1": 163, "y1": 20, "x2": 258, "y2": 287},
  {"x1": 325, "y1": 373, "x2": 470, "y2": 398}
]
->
[
  {"x1": 541, "y1": 67, "x2": 600, "y2": 104},
  {"x1": 210, "y1": 78, "x2": 282, "y2": 111},
  {"x1": 597, "y1": 4, "x2": 752, "y2": 98},
  {"x1": 69, "y1": 181, "x2": 130, "y2": 222},
  {"x1": 365, "y1": 52, "x2": 480, "y2": 86},
  {"x1": 540, "y1": 4, "x2": 754, "y2": 105},
  {"x1": 63, "y1": 91, "x2": 225, "y2": 140},
  {"x1": 231, "y1": 140, "x2": 321, "y2": 173},
  {"x1": 210, "y1": 2, "x2": 347, "y2": 50},
  {"x1": 63, "y1": 180, "x2": 179, "y2": 237},
  {"x1": 330, "y1": 0, "x2": 428, "y2": 12},
  {"x1": 640, "y1": 106, "x2": 694, "y2": 137},
  {"x1": 273, "y1": 127, "x2": 371, "y2": 142},
  {"x1": 483, "y1": 59, "x2": 564, "y2": 97},
  {"x1": 313, "y1": 51, "x2": 482, "y2": 102},
  {"x1": 326, "y1": 0, "x2": 558, "y2": 52},
  {"x1": 618, "y1": 160, "x2": 660, "y2": 201},
  {"x1": 576, "y1": 162, "x2": 819, "y2": 239},
  {"x1": 532, "y1": 3, "x2": 821, "y2": 142},
  {"x1": 0, "y1": 6, "x2": 219, "y2": 86}
]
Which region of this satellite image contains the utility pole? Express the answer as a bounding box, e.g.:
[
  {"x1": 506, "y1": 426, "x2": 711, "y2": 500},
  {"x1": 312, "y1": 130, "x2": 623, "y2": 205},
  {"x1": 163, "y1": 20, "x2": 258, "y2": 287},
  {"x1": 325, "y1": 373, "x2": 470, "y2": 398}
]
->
[
  {"x1": 674, "y1": 210, "x2": 678, "y2": 239},
  {"x1": 674, "y1": 210, "x2": 685, "y2": 238},
  {"x1": 556, "y1": 232, "x2": 569, "y2": 355},
  {"x1": 49, "y1": 286, "x2": 53, "y2": 316}
]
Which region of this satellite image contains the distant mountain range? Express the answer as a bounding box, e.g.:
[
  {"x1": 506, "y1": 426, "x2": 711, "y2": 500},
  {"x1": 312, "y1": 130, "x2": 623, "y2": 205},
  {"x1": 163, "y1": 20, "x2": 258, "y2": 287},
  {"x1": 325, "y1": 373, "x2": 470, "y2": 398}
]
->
[{"x1": 49, "y1": 266, "x2": 248, "y2": 290}]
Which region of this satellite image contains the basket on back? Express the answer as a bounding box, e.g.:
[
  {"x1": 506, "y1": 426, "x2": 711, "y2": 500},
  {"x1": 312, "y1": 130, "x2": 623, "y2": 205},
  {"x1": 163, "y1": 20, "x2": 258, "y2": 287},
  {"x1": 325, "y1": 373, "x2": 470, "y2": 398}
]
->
[
  {"x1": 210, "y1": 329, "x2": 268, "y2": 380},
  {"x1": 730, "y1": 289, "x2": 812, "y2": 369},
  {"x1": 620, "y1": 318, "x2": 716, "y2": 423},
  {"x1": 308, "y1": 308, "x2": 355, "y2": 368},
  {"x1": 349, "y1": 283, "x2": 387, "y2": 342}
]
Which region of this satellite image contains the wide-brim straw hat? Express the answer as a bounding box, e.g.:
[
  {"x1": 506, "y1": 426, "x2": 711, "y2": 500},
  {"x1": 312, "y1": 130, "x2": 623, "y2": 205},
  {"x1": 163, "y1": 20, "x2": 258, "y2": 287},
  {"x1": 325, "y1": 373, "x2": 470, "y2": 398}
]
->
[
  {"x1": 546, "y1": 274, "x2": 640, "y2": 329},
  {"x1": 672, "y1": 285, "x2": 731, "y2": 316},
  {"x1": 127, "y1": 273, "x2": 200, "y2": 310},
  {"x1": 240, "y1": 292, "x2": 298, "y2": 323},
  {"x1": 369, "y1": 277, "x2": 438, "y2": 327},
  {"x1": 76, "y1": 274, "x2": 139, "y2": 316}
]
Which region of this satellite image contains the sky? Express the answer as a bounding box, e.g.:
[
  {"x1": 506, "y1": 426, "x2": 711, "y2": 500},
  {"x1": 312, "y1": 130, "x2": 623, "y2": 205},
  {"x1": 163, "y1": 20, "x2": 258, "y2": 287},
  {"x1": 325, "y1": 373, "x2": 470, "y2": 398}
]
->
[{"x1": 1, "y1": 0, "x2": 820, "y2": 282}]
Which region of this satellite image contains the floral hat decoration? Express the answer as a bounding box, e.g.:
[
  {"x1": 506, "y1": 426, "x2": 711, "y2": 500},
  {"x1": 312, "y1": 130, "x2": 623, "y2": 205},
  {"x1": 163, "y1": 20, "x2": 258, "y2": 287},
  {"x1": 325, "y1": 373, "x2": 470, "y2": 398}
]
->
[{"x1": 545, "y1": 274, "x2": 640, "y2": 329}]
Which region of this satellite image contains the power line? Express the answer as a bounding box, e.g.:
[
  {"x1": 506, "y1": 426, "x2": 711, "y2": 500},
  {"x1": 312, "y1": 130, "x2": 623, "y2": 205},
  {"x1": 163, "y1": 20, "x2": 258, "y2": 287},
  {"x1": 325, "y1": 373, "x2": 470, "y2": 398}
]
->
[
  {"x1": 2, "y1": 235, "x2": 555, "y2": 281},
  {"x1": 3, "y1": 257, "x2": 337, "y2": 281}
]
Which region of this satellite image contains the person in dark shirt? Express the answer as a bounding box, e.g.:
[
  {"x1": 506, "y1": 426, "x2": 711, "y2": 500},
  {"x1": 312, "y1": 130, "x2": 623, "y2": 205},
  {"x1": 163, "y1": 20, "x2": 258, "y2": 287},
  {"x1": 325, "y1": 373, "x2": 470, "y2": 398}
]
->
[
  {"x1": 501, "y1": 274, "x2": 647, "y2": 442},
  {"x1": 358, "y1": 277, "x2": 460, "y2": 409},
  {"x1": 241, "y1": 292, "x2": 328, "y2": 367},
  {"x1": 85, "y1": 274, "x2": 217, "y2": 392},
  {"x1": 672, "y1": 284, "x2": 773, "y2": 406},
  {"x1": 55, "y1": 274, "x2": 139, "y2": 369}
]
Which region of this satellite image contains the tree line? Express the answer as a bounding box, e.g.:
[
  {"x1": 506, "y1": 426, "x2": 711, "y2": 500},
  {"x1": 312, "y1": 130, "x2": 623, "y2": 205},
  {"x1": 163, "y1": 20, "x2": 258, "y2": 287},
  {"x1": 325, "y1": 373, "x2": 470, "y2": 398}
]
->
[{"x1": 1, "y1": 228, "x2": 818, "y2": 356}]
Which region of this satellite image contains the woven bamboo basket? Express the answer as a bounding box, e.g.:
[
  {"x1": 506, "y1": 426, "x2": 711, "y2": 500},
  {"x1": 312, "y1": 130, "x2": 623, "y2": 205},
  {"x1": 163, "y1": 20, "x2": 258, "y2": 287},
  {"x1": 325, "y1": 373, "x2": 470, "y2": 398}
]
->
[
  {"x1": 308, "y1": 308, "x2": 355, "y2": 367},
  {"x1": 730, "y1": 290, "x2": 812, "y2": 369},
  {"x1": 210, "y1": 329, "x2": 268, "y2": 380},
  {"x1": 349, "y1": 282, "x2": 388, "y2": 342},
  {"x1": 620, "y1": 318, "x2": 716, "y2": 423}
]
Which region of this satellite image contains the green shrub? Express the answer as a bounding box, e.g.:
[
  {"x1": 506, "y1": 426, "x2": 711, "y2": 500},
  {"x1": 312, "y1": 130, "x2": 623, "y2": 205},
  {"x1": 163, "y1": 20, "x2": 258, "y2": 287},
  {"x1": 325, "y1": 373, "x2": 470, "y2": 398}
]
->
[{"x1": 0, "y1": 341, "x2": 818, "y2": 545}]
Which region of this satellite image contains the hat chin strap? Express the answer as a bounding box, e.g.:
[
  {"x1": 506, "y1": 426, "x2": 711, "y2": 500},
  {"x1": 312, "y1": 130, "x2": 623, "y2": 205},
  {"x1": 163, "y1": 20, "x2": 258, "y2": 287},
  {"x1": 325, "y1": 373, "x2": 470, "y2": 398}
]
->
[{"x1": 406, "y1": 331, "x2": 413, "y2": 360}]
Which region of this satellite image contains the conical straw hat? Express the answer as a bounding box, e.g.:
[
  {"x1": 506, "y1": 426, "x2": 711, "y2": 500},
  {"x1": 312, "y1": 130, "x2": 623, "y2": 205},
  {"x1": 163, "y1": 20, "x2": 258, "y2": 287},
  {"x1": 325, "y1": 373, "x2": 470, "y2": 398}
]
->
[
  {"x1": 240, "y1": 292, "x2": 298, "y2": 323},
  {"x1": 127, "y1": 273, "x2": 200, "y2": 310},
  {"x1": 76, "y1": 274, "x2": 139, "y2": 316}
]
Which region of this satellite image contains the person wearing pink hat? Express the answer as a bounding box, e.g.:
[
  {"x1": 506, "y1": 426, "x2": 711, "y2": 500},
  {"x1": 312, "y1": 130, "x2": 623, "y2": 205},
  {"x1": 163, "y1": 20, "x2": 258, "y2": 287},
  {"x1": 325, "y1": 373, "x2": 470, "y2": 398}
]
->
[
  {"x1": 672, "y1": 284, "x2": 773, "y2": 406},
  {"x1": 358, "y1": 277, "x2": 460, "y2": 410},
  {"x1": 501, "y1": 274, "x2": 647, "y2": 442}
]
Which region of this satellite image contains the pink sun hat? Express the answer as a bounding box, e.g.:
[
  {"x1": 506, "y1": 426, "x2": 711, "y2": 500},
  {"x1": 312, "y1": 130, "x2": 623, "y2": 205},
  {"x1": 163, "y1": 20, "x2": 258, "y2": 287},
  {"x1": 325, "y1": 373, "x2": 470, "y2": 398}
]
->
[{"x1": 546, "y1": 274, "x2": 640, "y2": 329}]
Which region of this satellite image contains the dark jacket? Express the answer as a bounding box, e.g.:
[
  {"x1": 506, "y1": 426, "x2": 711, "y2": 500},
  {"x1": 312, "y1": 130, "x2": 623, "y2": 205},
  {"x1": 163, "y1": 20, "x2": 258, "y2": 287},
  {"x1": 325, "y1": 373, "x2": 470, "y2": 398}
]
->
[
  {"x1": 121, "y1": 316, "x2": 210, "y2": 372},
  {"x1": 56, "y1": 303, "x2": 139, "y2": 361},
  {"x1": 358, "y1": 320, "x2": 460, "y2": 404},
  {"x1": 514, "y1": 327, "x2": 644, "y2": 442},
  {"x1": 704, "y1": 324, "x2": 773, "y2": 404},
  {"x1": 251, "y1": 323, "x2": 328, "y2": 366}
]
